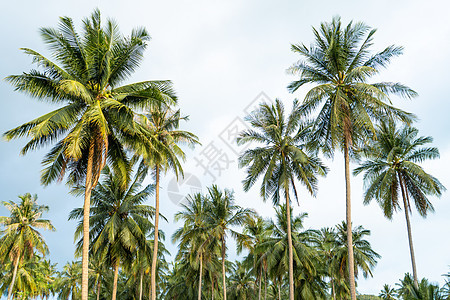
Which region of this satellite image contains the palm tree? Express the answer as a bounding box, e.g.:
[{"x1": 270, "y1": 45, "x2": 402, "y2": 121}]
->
[
  {"x1": 228, "y1": 261, "x2": 257, "y2": 300},
  {"x1": 137, "y1": 102, "x2": 200, "y2": 300},
  {"x1": 69, "y1": 164, "x2": 155, "y2": 300},
  {"x1": 173, "y1": 192, "x2": 218, "y2": 300},
  {"x1": 354, "y1": 121, "x2": 445, "y2": 288},
  {"x1": 204, "y1": 185, "x2": 254, "y2": 300},
  {"x1": 55, "y1": 261, "x2": 82, "y2": 299},
  {"x1": 236, "y1": 215, "x2": 271, "y2": 300},
  {"x1": 0, "y1": 193, "x2": 55, "y2": 300},
  {"x1": 238, "y1": 99, "x2": 327, "y2": 300},
  {"x1": 379, "y1": 284, "x2": 396, "y2": 300},
  {"x1": 310, "y1": 227, "x2": 339, "y2": 299},
  {"x1": 263, "y1": 205, "x2": 325, "y2": 300},
  {"x1": 333, "y1": 222, "x2": 380, "y2": 285},
  {"x1": 287, "y1": 16, "x2": 417, "y2": 298},
  {"x1": 4, "y1": 10, "x2": 177, "y2": 299},
  {"x1": 396, "y1": 273, "x2": 444, "y2": 300}
]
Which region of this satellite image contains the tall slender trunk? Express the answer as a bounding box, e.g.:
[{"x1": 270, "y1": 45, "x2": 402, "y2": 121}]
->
[
  {"x1": 344, "y1": 142, "x2": 357, "y2": 300},
  {"x1": 97, "y1": 277, "x2": 101, "y2": 300},
  {"x1": 148, "y1": 279, "x2": 151, "y2": 300},
  {"x1": 7, "y1": 253, "x2": 20, "y2": 300},
  {"x1": 112, "y1": 263, "x2": 119, "y2": 300},
  {"x1": 258, "y1": 265, "x2": 262, "y2": 300},
  {"x1": 139, "y1": 270, "x2": 144, "y2": 300},
  {"x1": 198, "y1": 253, "x2": 203, "y2": 300},
  {"x1": 82, "y1": 142, "x2": 95, "y2": 300},
  {"x1": 264, "y1": 271, "x2": 267, "y2": 300},
  {"x1": 285, "y1": 186, "x2": 295, "y2": 300},
  {"x1": 151, "y1": 165, "x2": 160, "y2": 300},
  {"x1": 211, "y1": 278, "x2": 214, "y2": 300},
  {"x1": 331, "y1": 277, "x2": 336, "y2": 300},
  {"x1": 278, "y1": 282, "x2": 281, "y2": 300},
  {"x1": 221, "y1": 236, "x2": 227, "y2": 300},
  {"x1": 399, "y1": 173, "x2": 419, "y2": 289}
]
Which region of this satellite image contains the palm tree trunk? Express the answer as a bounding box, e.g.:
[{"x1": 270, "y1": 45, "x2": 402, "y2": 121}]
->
[
  {"x1": 278, "y1": 282, "x2": 281, "y2": 300},
  {"x1": 139, "y1": 270, "x2": 144, "y2": 300},
  {"x1": 211, "y1": 278, "x2": 214, "y2": 300},
  {"x1": 148, "y1": 279, "x2": 151, "y2": 300},
  {"x1": 331, "y1": 277, "x2": 336, "y2": 300},
  {"x1": 7, "y1": 253, "x2": 20, "y2": 300},
  {"x1": 112, "y1": 263, "x2": 119, "y2": 300},
  {"x1": 264, "y1": 271, "x2": 267, "y2": 300},
  {"x1": 344, "y1": 142, "x2": 357, "y2": 300},
  {"x1": 284, "y1": 186, "x2": 295, "y2": 300},
  {"x1": 221, "y1": 236, "x2": 227, "y2": 300},
  {"x1": 258, "y1": 265, "x2": 262, "y2": 300},
  {"x1": 399, "y1": 174, "x2": 419, "y2": 289},
  {"x1": 97, "y1": 277, "x2": 101, "y2": 300},
  {"x1": 198, "y1": 253, "x2": 203, "y2": 300},
  {"x1": 82, "y1": 142, "x2": 95, "y2": 300},
  {"x1": 151, "y1": 165, "x2": 160, "y2": 300}
]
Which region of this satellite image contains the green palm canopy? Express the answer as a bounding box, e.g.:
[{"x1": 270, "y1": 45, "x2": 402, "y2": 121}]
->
[{"x1": 3, "y1": 9, "x2": 177, "y2": 299}]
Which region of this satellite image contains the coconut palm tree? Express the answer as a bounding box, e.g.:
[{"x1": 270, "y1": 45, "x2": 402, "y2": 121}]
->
[
  {"x1": 173, "y1": 192, "x2": 219, "y2": 300},
  {"x1": 137, "y1": 101, "x2": 200, "y2": 300},
  {"x1": 55, "y1": 261, "x2": 82, "y2": 300},
  {"x1": 332, "y1": 221, "x2": 380, "y2": 292},
  {"x1": 379, "y1": 284, "x2": 397, "y2": 299},
  {"x1": 4, "y1": 10, "x2": 177, "y2": 299},
  {"x1": 204, "y1": 185, "x2": 254, "y2": 300},
  {"x1": 228, "y1": 261, "x2": 257, "y2": 300},
  {"x1": 238, "y1": 99, "x2": 327, "y2": 300},
  {"x1": 0, "y1": 193, "x2": 55, "y2": 300},
  {"x1": 354, "y1": 121, "x2": 445, "y2": 288},
  {"x1": 263, "y1": 205, "x2": 325, "y2": 300},
  {"x1": 310, "y1": 227, "x2": 339, "y2": 299},
  {"x1": 287, "y1": 16, "x2": 417, "y2": 299},
  {"x1": 69, "y1": 164, "x2": 155, "y2": 300},
  {"x1": 236, "y1": 215, "x2": 272, "y2": 300}
]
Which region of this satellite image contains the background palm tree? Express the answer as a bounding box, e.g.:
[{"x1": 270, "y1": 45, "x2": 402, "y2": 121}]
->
[
  {"x1": 310, "y1": 227, "x2": 340, "y2": 299},
  {"x1": 69, "y1": 164, "x2": 155, "y2": 300},
  {"x1": 4, "y1": 10, "x2": 177, "y2": 299},
  {"x1": 287, "y1": 16, "x2": 417, "y2": 298},
  {"x1": 173, "y1": 192, "x2": 221, "y2": 300},
  {"x1": 204, "y1": 185, "x2": 254, "y2": 300},
  {"x1": 0, "y1": 193, "x2": 55, "y2": 300},
  {"x1": 333, "y1": 222, "x2": 380, "y2": 285},
  {"x1": 236, "y1": 215, "x2": 271, "y2": 300},
  {"x1": 228, "y1": 261, "x2": 256, "y2": 300},
  {"x1": 379, "y1": 284, "x2": 397, "y2": 300},
  {"x1": 137, "y1": 101, "x2": 199, "y2": 300},
  {"x1": 55, "y1": 261, "x2": 82, "y2": 300},
  {"x1": 238, "y1": 98, "x2": 327, "y2": 300},
  {"x1": 354, "y1": 121, "x2": 445, "y2": 288}
]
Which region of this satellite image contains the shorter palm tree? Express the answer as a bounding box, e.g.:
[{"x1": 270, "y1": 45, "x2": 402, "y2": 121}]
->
[
  {"x1": 69, "y1": 164, "x2": 155, "y2": 300},
  {"x1": 205, "y1": 185, "x2": 254, "y2": 300},
  {"x1": 0, "y1": 193, "x2": 55, "y2": 300},
  {"x1": 55, "y1": 261, "x2": 82, "y2": 299},
  {"x1": 379, "y1": 284, "x2": 397, "y2": 299},
  {"x1": 333, "y1": 222, "x2": 380, "y2": 282}
]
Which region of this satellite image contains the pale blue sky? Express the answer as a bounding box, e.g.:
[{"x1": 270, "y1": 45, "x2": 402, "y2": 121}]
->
[{"x1": 1, "y1": 0, "x2": 450, "y2": 295}]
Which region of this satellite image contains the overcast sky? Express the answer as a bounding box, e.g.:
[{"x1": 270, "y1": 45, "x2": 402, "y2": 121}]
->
[{"x1": 1, "y1": 0, "x2": 450, "y2": 296}]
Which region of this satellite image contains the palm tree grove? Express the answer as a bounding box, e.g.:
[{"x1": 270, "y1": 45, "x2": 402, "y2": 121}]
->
[{"x1": 1, "y1": 4, "x2": 449, "y2": 300}]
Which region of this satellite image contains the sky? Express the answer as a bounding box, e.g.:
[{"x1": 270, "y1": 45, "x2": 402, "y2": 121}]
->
[{"x1": 1, "y1": 0, "x2": 450, "y2": 296}]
